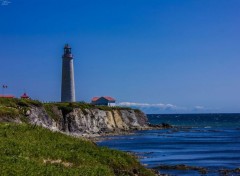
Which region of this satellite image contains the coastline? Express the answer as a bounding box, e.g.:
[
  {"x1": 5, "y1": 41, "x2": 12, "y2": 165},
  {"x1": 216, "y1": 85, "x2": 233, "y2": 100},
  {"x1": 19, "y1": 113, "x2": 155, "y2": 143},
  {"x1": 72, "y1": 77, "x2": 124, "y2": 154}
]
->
[
  {"x1": 0, "y1": 98, "x2": 174, "y2": 141},
  {"x1": 0, "y1": 98, "x2": 170, "y2": 176},
  {"x1": 2, "y1": 99, "x2": 239, "y2": 175},
  {"x1": 97, "y1": 114, "x2": 240, "y2": 176},
  {"x1": 97, "y1": 128, "x2": 240, "y2": 176}
]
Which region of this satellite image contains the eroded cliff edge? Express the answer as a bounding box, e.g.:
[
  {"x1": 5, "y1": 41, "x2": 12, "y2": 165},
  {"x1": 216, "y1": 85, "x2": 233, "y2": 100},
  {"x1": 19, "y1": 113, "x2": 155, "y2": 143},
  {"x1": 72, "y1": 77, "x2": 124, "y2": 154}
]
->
[
  {"x1": 0, "y1": 99, "x2": 149, "y2": 136},
  {"x1": 29, "y1": 105, "x2": 148, "y2": 136}
]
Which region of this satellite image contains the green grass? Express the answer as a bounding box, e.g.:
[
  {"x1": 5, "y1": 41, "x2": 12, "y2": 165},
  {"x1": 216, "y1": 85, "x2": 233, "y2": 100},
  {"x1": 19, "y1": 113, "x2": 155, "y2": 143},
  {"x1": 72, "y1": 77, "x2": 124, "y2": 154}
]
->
[
  {"x1": 0, "y1": 123, "x2": 155, "y2": 176},
  {"x1": 0, "y1": 98, "x2": 42, "y2": 108},
  {"x1": 0, "y1": 98, "x2": 41, "y2": 120},
  {"x1": 0, "y1": 106, "x2": 19, "y2": 119},
  {"x1": 44, "y1": 102, "x2": 132, "y2": 112}
]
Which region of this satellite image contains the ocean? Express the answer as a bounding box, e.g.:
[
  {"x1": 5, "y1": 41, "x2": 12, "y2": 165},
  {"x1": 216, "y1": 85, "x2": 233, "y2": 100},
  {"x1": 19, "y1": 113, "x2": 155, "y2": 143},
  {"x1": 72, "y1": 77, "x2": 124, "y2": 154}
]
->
[{"x1": 97, "y1": 114, "x2": 240, "y2": 176}]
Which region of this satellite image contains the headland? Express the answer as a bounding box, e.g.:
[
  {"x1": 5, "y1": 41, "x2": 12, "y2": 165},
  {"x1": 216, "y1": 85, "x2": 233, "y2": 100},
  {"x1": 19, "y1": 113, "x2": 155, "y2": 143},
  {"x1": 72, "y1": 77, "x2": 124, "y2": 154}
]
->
[{"x1": 0, "y1": 98, "x2": 171, "y2": 176}]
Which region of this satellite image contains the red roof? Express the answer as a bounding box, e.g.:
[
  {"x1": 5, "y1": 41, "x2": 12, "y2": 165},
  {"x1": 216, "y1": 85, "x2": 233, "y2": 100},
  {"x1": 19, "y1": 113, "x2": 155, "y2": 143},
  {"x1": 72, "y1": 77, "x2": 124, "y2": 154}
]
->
[
  {"x1": 21, "y1": 93, "x2": 29, "y2": 98},
  {"x1": 92, "y1": 97, "x2": 100, "y2": 101},
  {"x1": 91, "y1": 96, "x2": 116, "y2": 102},
  {"x1": 0, "y1": 95, "x2": 15, "y2": 98},
  {"x1": 103, "y1": 96, "x2": 115, "y2": 101}
]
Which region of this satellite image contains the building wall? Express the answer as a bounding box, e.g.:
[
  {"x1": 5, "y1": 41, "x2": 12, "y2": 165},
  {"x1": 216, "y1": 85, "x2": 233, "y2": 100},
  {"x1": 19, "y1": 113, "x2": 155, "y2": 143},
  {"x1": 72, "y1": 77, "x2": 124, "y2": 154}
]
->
[
  {"x1": 92, "y1": 97, "x2": 115, "y2": 106},
  {"x1": 108, "y1": 103, "x2": 116, "y2": 107}
]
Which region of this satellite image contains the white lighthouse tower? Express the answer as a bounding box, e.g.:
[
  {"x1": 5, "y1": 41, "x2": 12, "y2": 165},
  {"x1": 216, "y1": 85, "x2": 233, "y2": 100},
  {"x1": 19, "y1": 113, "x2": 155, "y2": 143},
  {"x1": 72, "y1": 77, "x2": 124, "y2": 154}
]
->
[{"x1": 61, "y1": 44, "x2": 76, "y2": 102}]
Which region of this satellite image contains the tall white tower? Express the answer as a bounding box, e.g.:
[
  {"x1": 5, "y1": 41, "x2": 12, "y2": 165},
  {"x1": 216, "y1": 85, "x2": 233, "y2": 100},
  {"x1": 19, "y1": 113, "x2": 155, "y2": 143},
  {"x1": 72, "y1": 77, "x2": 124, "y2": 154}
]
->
[{"x1": 61, "y1": 44, "x2": 76, "y2": 102}]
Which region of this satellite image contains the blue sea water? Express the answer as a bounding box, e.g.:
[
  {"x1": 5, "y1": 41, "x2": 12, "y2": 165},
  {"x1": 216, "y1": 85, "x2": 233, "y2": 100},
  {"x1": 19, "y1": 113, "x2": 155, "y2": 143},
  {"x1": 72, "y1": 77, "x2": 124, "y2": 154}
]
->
[{"x1": 97, "y1": 114, "x2": 240, "y2": 176}]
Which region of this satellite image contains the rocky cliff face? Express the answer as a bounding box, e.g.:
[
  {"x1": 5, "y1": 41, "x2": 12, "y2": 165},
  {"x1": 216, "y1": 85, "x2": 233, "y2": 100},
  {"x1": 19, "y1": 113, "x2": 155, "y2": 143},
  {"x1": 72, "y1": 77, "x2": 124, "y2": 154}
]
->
[{"x1": 25, "y1": 106, "x2": 149, "y2": 136}]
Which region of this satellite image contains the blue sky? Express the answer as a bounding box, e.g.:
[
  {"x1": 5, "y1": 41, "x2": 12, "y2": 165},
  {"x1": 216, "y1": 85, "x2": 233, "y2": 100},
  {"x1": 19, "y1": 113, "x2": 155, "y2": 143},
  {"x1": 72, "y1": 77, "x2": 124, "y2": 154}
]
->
[{"x1": 0, "y1": 0, "x2": 240, "y2": 113}]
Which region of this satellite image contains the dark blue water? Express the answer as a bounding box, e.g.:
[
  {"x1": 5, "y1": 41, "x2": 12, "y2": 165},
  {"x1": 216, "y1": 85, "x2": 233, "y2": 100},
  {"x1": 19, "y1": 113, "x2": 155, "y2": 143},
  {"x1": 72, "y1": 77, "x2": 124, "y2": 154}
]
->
[{"x1": 97, "y1": 114, "x2": 240, "y2": 176}]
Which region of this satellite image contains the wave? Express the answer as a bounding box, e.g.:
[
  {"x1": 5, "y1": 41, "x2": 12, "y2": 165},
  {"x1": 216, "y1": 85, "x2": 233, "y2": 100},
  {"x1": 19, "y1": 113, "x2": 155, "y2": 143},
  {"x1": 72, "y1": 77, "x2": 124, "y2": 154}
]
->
[{"x1": 204, "y1": 126, "x2": 212, "y2": 128}]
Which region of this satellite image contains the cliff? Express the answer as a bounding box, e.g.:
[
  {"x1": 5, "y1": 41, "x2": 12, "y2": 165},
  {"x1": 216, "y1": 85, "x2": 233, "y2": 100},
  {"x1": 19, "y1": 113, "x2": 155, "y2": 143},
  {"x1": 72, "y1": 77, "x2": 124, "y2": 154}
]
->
[{"x1": 0, "y1": 98, "x2": 149, "y2": 136}]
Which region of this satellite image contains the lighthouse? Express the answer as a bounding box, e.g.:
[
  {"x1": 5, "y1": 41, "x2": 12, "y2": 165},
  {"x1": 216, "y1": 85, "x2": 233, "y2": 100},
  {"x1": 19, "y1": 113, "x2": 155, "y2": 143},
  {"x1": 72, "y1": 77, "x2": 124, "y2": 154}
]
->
[{"x1": 61, "y1": 44, "x2": 76, "y2": 102}]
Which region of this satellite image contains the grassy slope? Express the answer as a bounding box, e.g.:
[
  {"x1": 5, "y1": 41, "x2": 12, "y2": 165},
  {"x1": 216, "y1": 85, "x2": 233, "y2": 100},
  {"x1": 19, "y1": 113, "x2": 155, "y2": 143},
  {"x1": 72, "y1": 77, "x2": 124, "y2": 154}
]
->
[
  {"x1": 0, "y1": 98, "x2": 153, "y2": 175},
  {"x1": 0, "y1": 123, "x2": 155, "y2": 176}
]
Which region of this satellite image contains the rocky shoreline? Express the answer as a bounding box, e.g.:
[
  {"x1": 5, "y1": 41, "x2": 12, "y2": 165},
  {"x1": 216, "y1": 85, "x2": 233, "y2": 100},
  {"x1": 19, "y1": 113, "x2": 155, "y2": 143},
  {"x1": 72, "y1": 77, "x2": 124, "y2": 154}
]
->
[
  {"x1": 94, "y1": 123, "x2": 240, "y2": 176},
  {"x1": 152, "y1": 164, "x2": 240, "y2": 176},
  {"x1": 91, "y1": 122, "x2": 174, "y2": 142}
]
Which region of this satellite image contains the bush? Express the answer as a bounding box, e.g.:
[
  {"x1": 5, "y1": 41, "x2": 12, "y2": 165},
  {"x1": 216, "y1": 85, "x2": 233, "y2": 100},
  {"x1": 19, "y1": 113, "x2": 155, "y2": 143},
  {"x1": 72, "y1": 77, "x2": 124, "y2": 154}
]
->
[{"x1": 0, "y1": 107, "x2": 19, "y2": 118}]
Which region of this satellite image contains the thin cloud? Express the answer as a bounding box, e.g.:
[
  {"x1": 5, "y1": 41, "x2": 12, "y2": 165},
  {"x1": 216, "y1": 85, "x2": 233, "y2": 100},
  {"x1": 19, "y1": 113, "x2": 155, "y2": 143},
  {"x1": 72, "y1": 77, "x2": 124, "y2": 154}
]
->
[
  {"x1": 117, "y1": 102, "x2": 217, "y2": 113},
  {"x1": 193, "y1": 106, "x2": 220, "y2": 113},
  {"x1": 117, "y1": 102, "x2": 179, "y2": 110},
  {"x1": 194, "y1": 106, "x2": 205, "y2": 110},
  {"x1": 1, "y1": 0, "x2": 11, "y2": 6}
]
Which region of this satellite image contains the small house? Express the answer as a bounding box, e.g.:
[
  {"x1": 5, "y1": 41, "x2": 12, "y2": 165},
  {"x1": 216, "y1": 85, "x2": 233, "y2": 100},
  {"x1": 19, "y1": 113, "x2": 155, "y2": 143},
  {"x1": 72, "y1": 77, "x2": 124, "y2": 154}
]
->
[
  {"x1": 21, "y1": 93, "x2": 30, "y2": 99},
  {"x1": 0, "y1": 95, "x2": 15, "y2": 98},
  {"x1": 91, "y1": 96, "x2": 116, "y2": 106}
]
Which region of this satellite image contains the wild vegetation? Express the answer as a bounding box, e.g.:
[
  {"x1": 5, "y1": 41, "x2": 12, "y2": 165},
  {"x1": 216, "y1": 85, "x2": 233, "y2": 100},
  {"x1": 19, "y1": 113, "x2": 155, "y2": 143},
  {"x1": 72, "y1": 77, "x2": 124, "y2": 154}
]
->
[
  {"x1": 43, "y1": 102, "x2": 138, "y2": 121},
  {"x1": 0, "y1": 98, "x2": 42, "y2": 108},
  {"x1": 0, "y1": 98, "x2": 41, "y2": 119},
  {"x1": 44, "y1": 101, "x2": 132, "y2": 112},
  {"x1": 0, "y1": 98, "x2": 152, "y2": 175},
  {"x1": 0, "y1": 123, "x2": 155, "y2": 176},
  {"x1": 0, "y1": 98, "x2": 140, "y2": 122}
]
